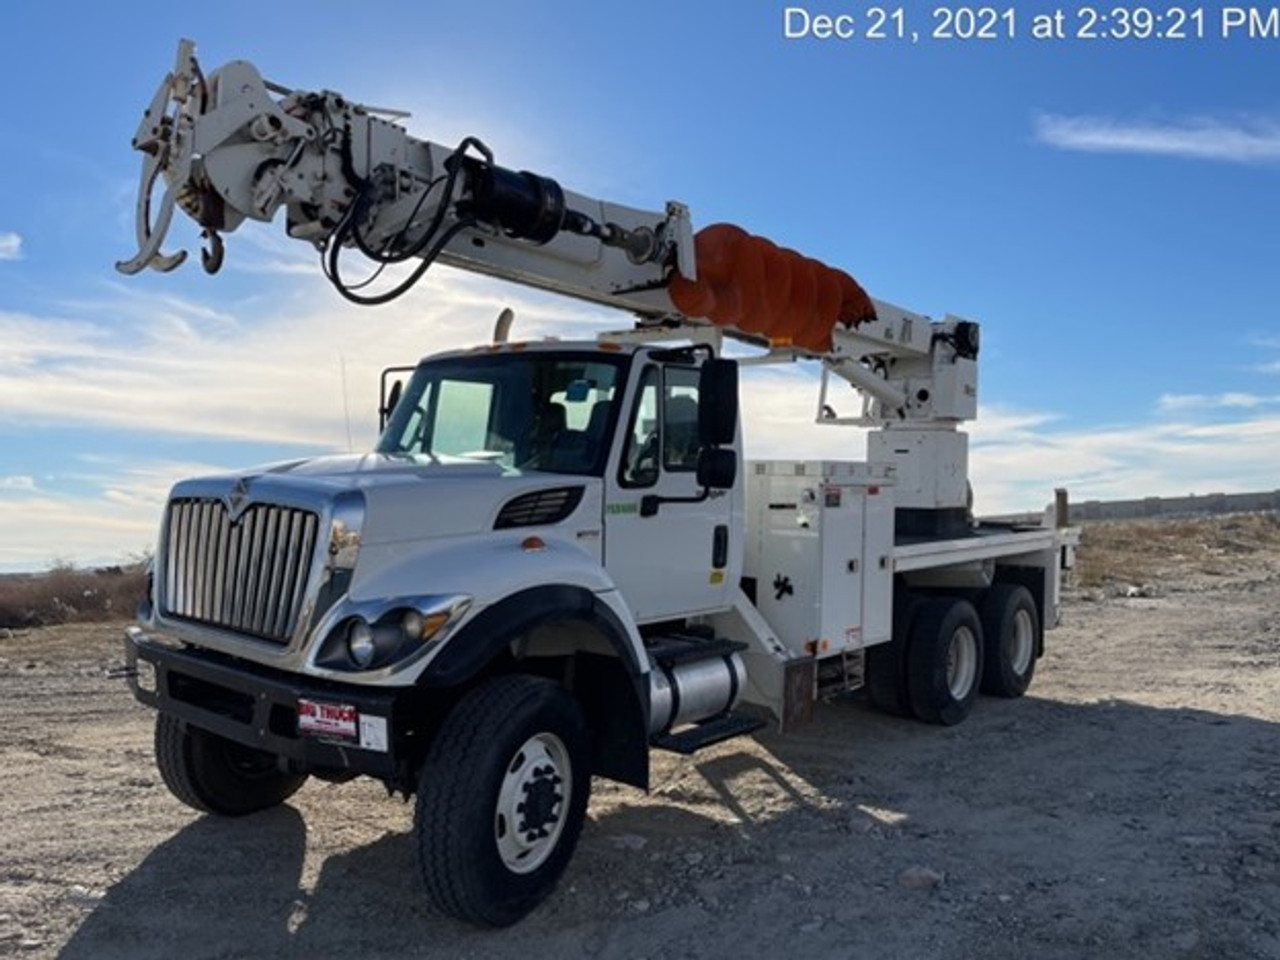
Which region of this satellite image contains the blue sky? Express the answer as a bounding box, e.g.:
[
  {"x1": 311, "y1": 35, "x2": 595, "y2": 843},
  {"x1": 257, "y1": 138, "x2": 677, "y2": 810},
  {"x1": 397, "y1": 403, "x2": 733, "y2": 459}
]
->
[{"x1": 1, "y1": 1, "x2": 1278, "y2": 570}]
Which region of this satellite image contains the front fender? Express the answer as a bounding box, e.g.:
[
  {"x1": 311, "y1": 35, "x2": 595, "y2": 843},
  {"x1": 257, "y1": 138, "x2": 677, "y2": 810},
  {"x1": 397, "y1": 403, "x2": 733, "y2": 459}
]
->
[
  {"x1": 350, "y1": 532, "x2": 643, "y2": 676},
  {"x1": 418, "y1": 583, "x2": 643, "y2": 689},
  {"x1": 344, "y1": 534, "x2": 653, "y2": 788},
  {"x1": 417, "y1": 582, "x2": 651, "y2": 789},
  {"x1": 308, "y1": 533, "x2": 643, "y2": 687}
]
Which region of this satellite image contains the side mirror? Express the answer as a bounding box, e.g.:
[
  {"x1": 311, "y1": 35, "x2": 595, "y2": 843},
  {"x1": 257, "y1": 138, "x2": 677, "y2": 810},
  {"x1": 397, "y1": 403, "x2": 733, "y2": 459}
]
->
[
  {"x1": 380, "y1": 380, "x2": 403, "y2": 432},
  {"x1": 379, "y1": 364, "x2": 415, "y2": 432},
  {"x1": 698, "y1": 359, "x2": 738, "y2": 447},
  {"x1": 696, "y1": 447, "x2": 737, "y2": 491}
]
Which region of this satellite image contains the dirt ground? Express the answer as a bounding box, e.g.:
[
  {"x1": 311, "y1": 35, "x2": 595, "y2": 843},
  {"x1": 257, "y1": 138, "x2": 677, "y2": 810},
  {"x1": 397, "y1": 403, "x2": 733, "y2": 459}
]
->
[{"x1": 3, "y1": 515, "x2": 1280, "y2": 959}]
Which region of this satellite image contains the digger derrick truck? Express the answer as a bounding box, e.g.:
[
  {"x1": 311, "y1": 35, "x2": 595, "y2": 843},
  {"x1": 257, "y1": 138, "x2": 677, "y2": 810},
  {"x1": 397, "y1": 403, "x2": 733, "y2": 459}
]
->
[{"x1": 118, "y1": 40, "x2": 1077, "y2": 927}]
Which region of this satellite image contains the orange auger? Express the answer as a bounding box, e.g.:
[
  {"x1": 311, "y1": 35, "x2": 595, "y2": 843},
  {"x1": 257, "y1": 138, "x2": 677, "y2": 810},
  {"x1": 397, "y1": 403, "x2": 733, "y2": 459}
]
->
[{"x1": 668, "y1": 223, "x2": 877, "y2": 353}]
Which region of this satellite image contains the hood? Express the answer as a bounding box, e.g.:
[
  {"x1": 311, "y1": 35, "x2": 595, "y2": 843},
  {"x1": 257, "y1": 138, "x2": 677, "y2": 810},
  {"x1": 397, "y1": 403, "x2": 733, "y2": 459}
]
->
[
  {"x1": 265, "y1": 452, "x2": 507, "y2": 482},
  {"x1": 176, "y1": 453, "x2": 597, "y2": 546}
]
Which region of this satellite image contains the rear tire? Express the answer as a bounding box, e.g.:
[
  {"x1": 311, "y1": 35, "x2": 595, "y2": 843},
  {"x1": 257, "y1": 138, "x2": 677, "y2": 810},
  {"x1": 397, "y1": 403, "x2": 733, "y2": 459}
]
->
[
  {"x1": 907, "y1": 598, "x2": 984, "y2": 726},
  {"x1": 866, "y1": 595, "x2": 918, "y2": 717},
  {"x1": 979, "y1": 584, "x2": 1040, "y2": 698},
  {"x1": 414, "y1": 675, "x2": 590, "y2": 928},
  {"x1": 154, "y1": 713, "x2": 307, "y2": 816}
]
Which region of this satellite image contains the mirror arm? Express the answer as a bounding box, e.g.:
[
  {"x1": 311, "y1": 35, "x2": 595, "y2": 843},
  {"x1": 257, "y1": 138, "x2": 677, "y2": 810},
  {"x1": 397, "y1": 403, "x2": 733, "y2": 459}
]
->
[{"x1": 640, "y1": 487, "x2": 711, "y2": 518}]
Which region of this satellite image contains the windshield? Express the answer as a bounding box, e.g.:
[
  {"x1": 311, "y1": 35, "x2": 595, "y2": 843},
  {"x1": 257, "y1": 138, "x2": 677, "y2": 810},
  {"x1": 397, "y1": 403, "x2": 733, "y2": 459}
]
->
[{"x1": 377, "y1": 351, "x2": 628, "y2": 476}]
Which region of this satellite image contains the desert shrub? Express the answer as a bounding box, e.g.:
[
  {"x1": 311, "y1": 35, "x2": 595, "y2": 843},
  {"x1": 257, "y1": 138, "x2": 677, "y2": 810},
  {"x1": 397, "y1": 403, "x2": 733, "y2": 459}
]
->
[
  {"x1": 0, "y1": 562, "x2": 148, "y2": 628},
  {"x1": 1073, "y1": 512, "x2": 1280, "y2": 588}
]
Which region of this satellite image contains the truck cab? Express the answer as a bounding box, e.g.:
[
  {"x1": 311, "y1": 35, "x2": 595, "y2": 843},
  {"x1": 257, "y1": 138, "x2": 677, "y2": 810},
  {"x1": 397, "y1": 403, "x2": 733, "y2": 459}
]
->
[{"x1": 376, "y1": 341, "x2": 743, "y2": 623}]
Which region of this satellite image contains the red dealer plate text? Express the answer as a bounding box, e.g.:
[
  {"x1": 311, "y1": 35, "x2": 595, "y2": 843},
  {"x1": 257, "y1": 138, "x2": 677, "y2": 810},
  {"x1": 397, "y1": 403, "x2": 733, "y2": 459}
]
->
[{"x1": 297, "y1": 698, "x2": 358, "y2": 742}]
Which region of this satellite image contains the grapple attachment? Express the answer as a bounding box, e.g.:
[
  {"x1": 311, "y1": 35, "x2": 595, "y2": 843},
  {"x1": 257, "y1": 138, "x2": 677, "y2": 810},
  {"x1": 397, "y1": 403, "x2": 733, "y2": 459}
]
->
[{"x1": 116, "y1": 39, "x2": 313, "y2": 275}]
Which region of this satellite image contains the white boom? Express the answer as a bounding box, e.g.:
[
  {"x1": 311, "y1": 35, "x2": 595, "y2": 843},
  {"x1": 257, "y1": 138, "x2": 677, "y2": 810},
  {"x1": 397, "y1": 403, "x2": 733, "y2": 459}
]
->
[
  {"x1": 119, "y1": 39, "x2": 980, "y2": 491},
  {"x1": 117, "y1": 40, "x2": 692, "y2": 316}
]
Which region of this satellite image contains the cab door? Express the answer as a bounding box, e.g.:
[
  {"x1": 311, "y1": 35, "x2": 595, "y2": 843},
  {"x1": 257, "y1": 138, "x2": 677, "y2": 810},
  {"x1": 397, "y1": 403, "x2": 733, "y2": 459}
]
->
[{"x1": 602, "y1": 361, "x2": 737, "y2": 623}]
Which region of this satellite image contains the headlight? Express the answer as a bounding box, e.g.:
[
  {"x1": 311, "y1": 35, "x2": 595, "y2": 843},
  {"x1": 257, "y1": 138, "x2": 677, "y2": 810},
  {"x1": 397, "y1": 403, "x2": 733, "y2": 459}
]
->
[
  {"x1": 315, "y1": 595, "x2": 471, "y2": 674},
  {"x1": 402, "y1": 609, "x2": 424, "y2": 641},
  {"x1": 346, "y1": 619, "x2": 377, "y2": 668}
]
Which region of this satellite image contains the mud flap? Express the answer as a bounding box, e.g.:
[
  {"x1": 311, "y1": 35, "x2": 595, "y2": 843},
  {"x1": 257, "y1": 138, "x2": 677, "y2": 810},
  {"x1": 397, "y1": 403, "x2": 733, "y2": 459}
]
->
[{"x1": 782, "y1": 658, "x2": 817, "y2": 731}]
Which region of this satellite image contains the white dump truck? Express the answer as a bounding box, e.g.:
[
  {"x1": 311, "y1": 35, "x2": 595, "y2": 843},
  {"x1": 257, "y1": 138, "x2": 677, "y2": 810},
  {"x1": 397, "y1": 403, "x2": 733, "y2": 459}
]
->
[{"x1": 118, "y1": 41, "x2": 1077, "y2": 926}]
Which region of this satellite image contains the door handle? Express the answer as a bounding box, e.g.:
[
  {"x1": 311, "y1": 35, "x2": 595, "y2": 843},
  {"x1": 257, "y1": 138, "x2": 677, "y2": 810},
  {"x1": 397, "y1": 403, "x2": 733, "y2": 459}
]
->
[{"x1": 712, "y1": 525, "x2": 728, "y2": 569}]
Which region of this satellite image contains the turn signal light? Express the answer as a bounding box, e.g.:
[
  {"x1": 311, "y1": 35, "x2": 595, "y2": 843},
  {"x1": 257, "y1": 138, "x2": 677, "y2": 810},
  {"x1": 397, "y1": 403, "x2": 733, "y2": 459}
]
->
[{"x1": 668, "y1": 223, "x2": 877, "y2": 353}]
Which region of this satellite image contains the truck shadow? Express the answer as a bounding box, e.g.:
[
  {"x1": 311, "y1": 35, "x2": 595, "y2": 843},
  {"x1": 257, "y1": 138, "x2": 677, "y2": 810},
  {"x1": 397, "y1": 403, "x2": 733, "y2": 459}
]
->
[
  {"x1": 61, "y1": 694, "x2": 1280, "y2": 959},
  {"x1": 59, "y1": 805, "x2": 309, "y2": 960}
]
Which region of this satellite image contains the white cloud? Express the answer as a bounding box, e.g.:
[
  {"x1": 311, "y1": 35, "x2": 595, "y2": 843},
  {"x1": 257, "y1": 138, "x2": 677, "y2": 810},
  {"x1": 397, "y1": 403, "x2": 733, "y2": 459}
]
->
[
  {"x1": 0, "y1": 458, "x2": 223, "y2": 572},
  {"x1": 6, "y1": 256, "x2": 1280, "y2": 567},
  {"x1": 1245, "y1": 337, "x2": 1280, "y2": 374},
  {"x1": 0, "y1": 232, "x2": 22, "y2": 261},
  {"x1": 0, "y1": 267, "x2": 616, "y2": 451},
  {"x1": 0, "y1": 493, "x2": 153, "y2": 572},
  {"x1": 222, "y1": 221, "x2": 325, "y2": 277},
  {"x1": 1157, "y1": 392, "x2": 1280, "y2": 412},
  {"x1": 1034, "y1": 113, "x2": 1280, "y2": 164},
  {"x1": 967, "y1": 405, "x2": 1061, "y2": 440},
  {"x1": 969, "y1": 411, "x2": 1280, "y2": 513},
  {"x1": 15, "y1": 394, "x2": 1278, "y2": 571},
  {"x1": 739, "y1": 368, "x2": 1280, "y2": 514},
  {"x1": 738, "y1": 365, "x2": 860, "y2": 461},
  {"x1": 0, "y1": 268, "x2": 635, "y2": 571}
]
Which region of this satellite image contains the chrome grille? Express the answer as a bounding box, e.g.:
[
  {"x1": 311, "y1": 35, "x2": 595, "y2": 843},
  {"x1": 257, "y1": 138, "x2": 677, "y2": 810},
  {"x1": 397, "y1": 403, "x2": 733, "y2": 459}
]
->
[{"x1": 162, "y1": 498, "x2": 320, "y2": 644}]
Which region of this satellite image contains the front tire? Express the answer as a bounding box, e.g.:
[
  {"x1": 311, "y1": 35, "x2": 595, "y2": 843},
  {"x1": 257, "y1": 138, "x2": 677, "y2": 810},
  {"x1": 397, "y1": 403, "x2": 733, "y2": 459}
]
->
[
  {"x1": 414, "y1": 675, "x2": 590, "y2": 928},
  {"x1": 154, "y1": 713, "x2": 307, "y2": 816},
  {"x1": 907, "y1": 598, "x2": 984, "y2": 726}
]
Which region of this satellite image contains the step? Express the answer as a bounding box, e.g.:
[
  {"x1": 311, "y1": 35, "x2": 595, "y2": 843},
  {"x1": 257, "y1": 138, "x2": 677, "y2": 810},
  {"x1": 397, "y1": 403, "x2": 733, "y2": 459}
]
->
[
  {"x1": 650, "y1": 711, "x2": 767, "y2": 755},
  {"x1": 815, "y1": 650, "x2": 866, "y2": 698},
  {"x1": 646, "y1": 635, "x2": 749, "y2": 668}
]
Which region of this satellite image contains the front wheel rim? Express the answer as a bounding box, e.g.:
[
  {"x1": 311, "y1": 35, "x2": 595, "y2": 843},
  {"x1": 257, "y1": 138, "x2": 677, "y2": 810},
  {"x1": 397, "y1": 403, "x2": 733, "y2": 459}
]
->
[
  {"x1": 946, "y1": 626, "x2": 978, "y2": 699},
  {"x1": 494, "y1": 732, "x2": 571, "y2": 875}
]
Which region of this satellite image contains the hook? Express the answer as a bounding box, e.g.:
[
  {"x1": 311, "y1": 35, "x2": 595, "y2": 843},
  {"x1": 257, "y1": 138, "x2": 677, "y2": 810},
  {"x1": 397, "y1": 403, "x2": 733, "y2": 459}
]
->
[{"x1": 200, "y1": 229, "x2": 224, "y2": 274}]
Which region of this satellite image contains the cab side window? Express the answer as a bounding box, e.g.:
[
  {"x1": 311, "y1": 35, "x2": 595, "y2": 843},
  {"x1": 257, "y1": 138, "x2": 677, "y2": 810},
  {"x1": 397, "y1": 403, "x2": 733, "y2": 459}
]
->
[
  {"x1": 619, "y1": 367, "x2": 660, "y2": 488},
  {"x1": 619, "y1": 365, "x2": 702, "y2": 487},
  {"x1": 662, "y1": 366, "x2": 700, "y2": 471}
]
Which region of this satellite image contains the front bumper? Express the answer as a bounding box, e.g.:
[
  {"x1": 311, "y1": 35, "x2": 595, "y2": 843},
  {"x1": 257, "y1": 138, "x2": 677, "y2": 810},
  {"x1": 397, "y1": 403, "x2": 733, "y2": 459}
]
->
[{"x1": 125, "y1": 627, "x2": 410, "y2": 781}]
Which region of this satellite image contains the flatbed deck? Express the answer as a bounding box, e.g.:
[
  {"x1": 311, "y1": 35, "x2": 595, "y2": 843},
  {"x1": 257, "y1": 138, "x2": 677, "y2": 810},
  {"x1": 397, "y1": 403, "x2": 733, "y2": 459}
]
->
[{"x1": 893, "y1": 523, "x2": 1077, "y2": 573}]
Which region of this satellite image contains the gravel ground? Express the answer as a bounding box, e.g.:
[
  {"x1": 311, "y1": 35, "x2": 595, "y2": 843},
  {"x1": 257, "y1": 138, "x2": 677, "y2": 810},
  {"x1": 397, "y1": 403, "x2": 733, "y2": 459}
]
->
[{"x1": 3, "y1": 519, "x2": 1279, "y2": 959}]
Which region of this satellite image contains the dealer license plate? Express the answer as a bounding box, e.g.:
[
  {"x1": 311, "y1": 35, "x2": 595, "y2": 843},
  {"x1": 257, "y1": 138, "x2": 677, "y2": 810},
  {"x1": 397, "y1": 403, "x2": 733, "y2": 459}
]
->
[
  {"x1": 297, "y1": 698, "x2": 359, "y2": 742},
  {"x1": 297, "y1": 699, "x2": 389, "y2": 752}
]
